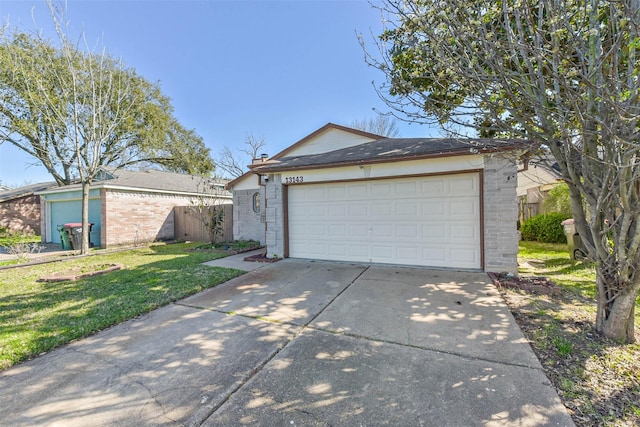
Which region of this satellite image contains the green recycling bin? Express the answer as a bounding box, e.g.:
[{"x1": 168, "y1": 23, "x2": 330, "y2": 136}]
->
[{"x1": 57, "y1": 225, "x2": 72, "y2": 250}]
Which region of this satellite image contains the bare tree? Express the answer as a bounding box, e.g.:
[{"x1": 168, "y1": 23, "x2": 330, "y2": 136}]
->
[
  {"x1": 366, "y1": 0, "x2": 640, "y2": 342},
  {"x1": 349, "y1": 113, "x2": 400, "y2": 137},
  {"x1": 189, "y1": 177, "x2": 228, "y2": 245},
  {"x1": 216, "y1": 133, "x2": 266, "y2": 179}
]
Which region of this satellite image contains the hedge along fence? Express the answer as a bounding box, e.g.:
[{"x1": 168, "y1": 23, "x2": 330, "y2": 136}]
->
[
  {"x1": 520, "y1": 212, "x2": 571, "y2": 243},
  {"x1": 174, "y1": 205, "x2": 233, "y2": 243}
]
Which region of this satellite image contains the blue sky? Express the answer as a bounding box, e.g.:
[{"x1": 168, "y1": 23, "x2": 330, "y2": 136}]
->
[{"x1": 0, "y1": 0, "x2": 435, "y2": 186}]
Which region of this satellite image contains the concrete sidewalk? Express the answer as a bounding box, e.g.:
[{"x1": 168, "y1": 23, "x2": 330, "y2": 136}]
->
[{"x1": 0, "y1": 259, "x2": 574, "y2": 426}]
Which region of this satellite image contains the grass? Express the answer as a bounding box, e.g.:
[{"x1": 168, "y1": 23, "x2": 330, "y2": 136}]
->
[
  {"x1": 502, "y1": 241, "x2": 640, "y2": 426},
  {"x1": 0, "y1": 231, "x2": 41, "y2": 247},
  {"x1": 0, "y1": 242, "x2": 245, "y2": 370}
]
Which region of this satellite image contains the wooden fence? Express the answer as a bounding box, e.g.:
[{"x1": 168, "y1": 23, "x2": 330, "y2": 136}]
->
[{"x1": 174, "y1": 204, "x2": 233, "y2": 243}]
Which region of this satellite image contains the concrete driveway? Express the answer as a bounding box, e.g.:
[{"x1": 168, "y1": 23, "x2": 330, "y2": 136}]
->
[{"x1": 0, "y1": 255, "x2": 574, "y2": 426}]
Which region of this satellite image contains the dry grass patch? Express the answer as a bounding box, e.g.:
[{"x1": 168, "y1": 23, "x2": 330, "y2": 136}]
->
[{"x1": 496, "y1": 241, "x2": 640, "y2": 427}]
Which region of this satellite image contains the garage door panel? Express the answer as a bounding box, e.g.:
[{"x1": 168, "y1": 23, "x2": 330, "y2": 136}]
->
[
  {"x1": 370, "y1": 203, "x2": 393, "y2": 216},
  {"x1": 421, "y1": 246, "x2": 448, "y2": 263},
  {"x1": 349, "y1": 224, "x2": 369, "y2": 237},
  {"x1": 449, "y1": 199, "x2": 478, "y2": 216},
  {"x1": 397, "y1": 247, "x2": 419, "y2": 262},
  {"x1": 327, "y1": 186, "x2": 346, "y2": 199},
  {"x1": 449, "y1": 175, "x2": 478, "y2": 195},
  {"x1": 371, "y1": 182, "x2": 392, "y2": 197},
  {"x1": 348, "y1": 185, "x2": 367, "y2": 198},
  {"x1": 348, "y1": 204, "x2": 368, "y2": 217},
  {"x1": 395, "y1": 201, "x2": 419, "y2": 216},
  {"x1": 327, "y1": 205, "x2": 346, "y2": 217},
  {"x1": 328, "y1": 224, "x2": 346, "y2": 237},
  {"x1": 288, "y1": 173, "x2": 481, "y2": 269},
  {"x1": 398, "y1": 224, "x2": 419, "y2": 238},
  {"x1": 371, "y1": 245, "x2": 393, "y2": 260}
]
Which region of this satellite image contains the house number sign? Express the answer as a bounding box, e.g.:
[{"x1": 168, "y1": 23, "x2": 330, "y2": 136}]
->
[{"x1": 285, "y1": 176, "x2": 304, "y2": 184}]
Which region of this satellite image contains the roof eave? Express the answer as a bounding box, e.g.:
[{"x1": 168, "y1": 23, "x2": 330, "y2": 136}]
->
[{"x1": 251, "y1": 145, "x2": 523, "y2": 174}]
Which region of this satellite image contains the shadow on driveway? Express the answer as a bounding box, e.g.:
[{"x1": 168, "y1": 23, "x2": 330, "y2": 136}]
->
[{"x1": 0, "y1": 259, "x2": 574, "y2": 426}]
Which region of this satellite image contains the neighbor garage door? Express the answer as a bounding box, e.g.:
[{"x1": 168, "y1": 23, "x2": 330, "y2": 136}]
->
[{"x1": 287, "y1": 173, "x2": 481, "y2": 269}]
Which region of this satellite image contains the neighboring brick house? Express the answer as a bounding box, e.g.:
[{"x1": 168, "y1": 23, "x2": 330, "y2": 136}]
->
[
  {"x1": 229, "y1": 123, "x2": 528, "y2": 273},
  {"x1": 0, "y1": 182, "x2": 56, "y2": 234},
  {"x1": 36, "y1": 169, "x2": 231, "y2": 248}
]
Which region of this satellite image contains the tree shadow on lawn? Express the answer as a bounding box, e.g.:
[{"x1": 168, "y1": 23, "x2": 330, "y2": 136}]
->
[
  {"x1": 501, "y1": 287, "x2": 640, "y2": 426},
  {"x1": 0, "y1": 246, "x2": 245, "y2": 370}
]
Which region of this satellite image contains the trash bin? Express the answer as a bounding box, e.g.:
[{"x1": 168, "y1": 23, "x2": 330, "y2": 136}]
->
[
  {"x1": 561, "y1": 219, "x2": 586, "y2": 260},
  {"x1": 57, "y1": 225, "x2": 72, "y2": 250},
  {"x1": 64, "y1": 222, "x2": 93, "y2": 250}
]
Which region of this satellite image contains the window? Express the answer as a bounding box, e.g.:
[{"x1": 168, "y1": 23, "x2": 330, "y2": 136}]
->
[{"x1": 252, "y1": 192, "x2": 260, "y2": 213}]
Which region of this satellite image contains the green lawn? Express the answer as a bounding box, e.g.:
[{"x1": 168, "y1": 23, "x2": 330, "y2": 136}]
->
[
  {"x1": 512, "y1": 241, "x2": 640, "y2": 426},
  {"x1": 0, "y1": 243, "x2": 245, "y2": 370},
  {"x1": 0, "y1": 232, "x2": 41, "y2": 247}
]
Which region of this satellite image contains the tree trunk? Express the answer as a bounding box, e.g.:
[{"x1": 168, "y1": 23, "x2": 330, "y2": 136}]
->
[
  {"x1": 596, "y1": 273, "x2": 638, "y2": 343},
  {"x1": 81, "y1": 181, "x2": 90, "y2": 255}
]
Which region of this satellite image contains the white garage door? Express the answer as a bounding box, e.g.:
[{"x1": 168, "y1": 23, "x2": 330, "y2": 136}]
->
[{"x1": 287, "y1": 173, "x2": 481, "y2": 269}]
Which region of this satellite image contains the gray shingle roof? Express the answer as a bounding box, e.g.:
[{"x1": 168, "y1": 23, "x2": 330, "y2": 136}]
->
[
  {"x1": 251, "y1": 137, "x2": 531, "y2": 173},
  {"x1": 97, "y1": 169, "x2": 228, "y2": 194},
  {"x1": 36, "y1": 169, "x2": 230, "y2": 197},
  {"x1": 0, "y1": 181, "x2": 58, "y2": 202}
]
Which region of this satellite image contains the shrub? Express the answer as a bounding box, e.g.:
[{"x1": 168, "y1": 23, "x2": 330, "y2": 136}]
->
[{"x1": 520, "y1": 213, "x2": 571, "y2": 243}]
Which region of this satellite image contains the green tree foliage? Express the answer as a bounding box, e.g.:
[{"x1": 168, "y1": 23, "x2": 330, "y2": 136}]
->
[
  {"x1": 544, "y1": 183, "x2": 572, "y2": 217},
  {"x1": 366, "y1": 0, "x2": 640, "y2": 342},
  {"x1": 521, "y1": 213, "x2": 570, "y2": 244},
  {"x1": 0, "y1": 32, "x2": 213, "y2": 184},
  {"x1": 0, "y1": 3, "x2": 214, "y2": 254}
]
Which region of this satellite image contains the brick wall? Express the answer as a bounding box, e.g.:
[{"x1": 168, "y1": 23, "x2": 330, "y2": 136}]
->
[
  {"x1": 103, "y1": 190, "x2": 201, "y2": 248},
  {"x1": 232, "y1": 188, "x2": 265, "y2": 244},
  {"x1": 0, "y1": 195, "x2": 41, "y2": 234},
  {"x1": 483, "y1": 154, "x2": 519, "y2": 273}
]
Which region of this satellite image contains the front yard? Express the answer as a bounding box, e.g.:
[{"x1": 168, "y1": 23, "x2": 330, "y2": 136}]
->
[
  {"x1": 500, "y1": 241, "x2": 640, "y2": 427},
  {"x1": 0, "y1": 242, "x2": 245, "y2": 370}
]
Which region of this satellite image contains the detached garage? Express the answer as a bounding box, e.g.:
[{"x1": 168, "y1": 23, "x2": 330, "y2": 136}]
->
[{"x1": 230, "y1": 123, "x2": 528, "y2": 273}]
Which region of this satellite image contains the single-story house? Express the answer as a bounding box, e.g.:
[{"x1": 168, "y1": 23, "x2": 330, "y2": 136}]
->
[
  {"x1": 228, "y1": 123, "x2": 529, "y2": 273},
  {"x1": 0, "y1": 182, "x2": 56, "y2": 234},
  {"x1": 36, "y1": 168, "x2": 231, "y2": 248},
  {"x1": 517, "y1": 161, "x2": 563, "y2": 222}
]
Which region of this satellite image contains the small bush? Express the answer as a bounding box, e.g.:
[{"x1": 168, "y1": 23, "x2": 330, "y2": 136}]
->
[{"x1": 521, "y1": 213, "x2": 570, "y2": 243}]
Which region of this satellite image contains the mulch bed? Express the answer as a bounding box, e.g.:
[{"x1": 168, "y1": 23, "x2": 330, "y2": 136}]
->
[
  {"x1": 38, "y1": 263, "x2": 124, "y2": 282},
  {"x1": 243, "y1": 252, "x2": 282, "y2": 263},
  {"x1": 488, "y1": 272, "x2": 561, "y2": 295}
]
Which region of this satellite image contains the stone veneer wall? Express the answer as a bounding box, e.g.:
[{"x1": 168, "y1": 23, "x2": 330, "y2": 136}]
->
[
  {"x1": 265, "y1": 174, "x2": 284, "y2": 258},
  {"x1": 232, "y1": 188, "x2": 265, "y2": 244},
  {"x1": 0, "y1": 195, "x2": 41, "y2": 234},
  {"x1": 102, "y1": 190, "x2": 199, "y2": 248},
  {"x1": 483, "y1": 154, "x2": 519, "y2": 273}
]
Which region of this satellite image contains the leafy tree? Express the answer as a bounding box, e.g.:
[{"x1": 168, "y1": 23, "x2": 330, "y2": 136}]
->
[
  {"x1": 0, "y1": 3, "x2": 213, "y2": 253},
  {"x1": 366, "y1": 0, "x2": 640, "y2": 342},
  {"x1": 349, "y1": 113, "x2": 400, "y2": 137},
  {"x1": 544, "y1": 183, "x2": 572, "y2": 217}
]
